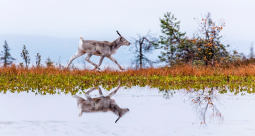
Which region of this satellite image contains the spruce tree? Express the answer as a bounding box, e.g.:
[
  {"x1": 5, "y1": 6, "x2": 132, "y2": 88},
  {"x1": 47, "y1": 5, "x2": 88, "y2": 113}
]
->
[{"x1": 0, "y1": 40, "x2": 15, "y2": 67}]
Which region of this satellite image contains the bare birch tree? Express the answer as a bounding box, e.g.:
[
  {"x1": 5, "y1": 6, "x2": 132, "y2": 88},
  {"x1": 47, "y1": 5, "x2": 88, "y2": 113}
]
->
[{"x1": 130, "y1": 31, "x2": 157, "y2": 69}]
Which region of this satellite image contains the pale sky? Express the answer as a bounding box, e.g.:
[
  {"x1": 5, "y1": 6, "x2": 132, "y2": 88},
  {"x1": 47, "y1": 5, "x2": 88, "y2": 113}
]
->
[{"x1": 0, "y1": 0, "x2": 254, "y2": 67}]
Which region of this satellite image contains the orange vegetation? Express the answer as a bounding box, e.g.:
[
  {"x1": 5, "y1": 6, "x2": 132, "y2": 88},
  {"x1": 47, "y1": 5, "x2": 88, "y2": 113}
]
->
[{"x1": 1, "y1": 63, "x2": 255, "y2": 77}]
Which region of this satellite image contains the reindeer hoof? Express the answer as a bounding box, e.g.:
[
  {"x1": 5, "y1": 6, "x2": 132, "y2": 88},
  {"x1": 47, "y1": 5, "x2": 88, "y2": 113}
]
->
[
  {"x1": 120, "y1": 68, "x2": 125, "y2": 70},
  {"x1": 92, "y1": 67, "x2": 101, "y2": 71},
  {"x1": 96, "y1": 68, "x2": 101, "y2": 72},
  {"x1": 64, "y1": 67, "x2": 70, "y2": 70}
]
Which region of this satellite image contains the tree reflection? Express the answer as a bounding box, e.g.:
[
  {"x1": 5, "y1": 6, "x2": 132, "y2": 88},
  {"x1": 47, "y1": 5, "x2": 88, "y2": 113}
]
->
[
  {"x1": 160, "y1": 87, "x2": 224, "y2": 126},
  {"x1": 186, "y1": 87, "x2": 224, "y2": 126},
  {"x1": 159, "y1": 89, "x2": 176, "y2": 100}
]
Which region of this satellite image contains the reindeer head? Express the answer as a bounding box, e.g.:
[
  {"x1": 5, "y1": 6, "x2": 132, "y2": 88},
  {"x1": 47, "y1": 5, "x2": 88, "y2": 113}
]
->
[
  {"x1": 120, "y1": 108, "x2": 129, "y2": 116},
  {"x1": 110, "y1": 101, "x2": 129, "y2": 123},
  {"x1": 115, "y1": 108, "x2": 129, "y2": 123},
  {"x1": 116, "y1": 30, "x2": 131, "y2": 46}
]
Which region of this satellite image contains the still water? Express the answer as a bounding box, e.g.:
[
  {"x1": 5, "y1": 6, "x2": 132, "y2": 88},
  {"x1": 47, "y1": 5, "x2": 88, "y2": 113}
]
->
[{"x1": 0, "y1": 86, "x2": 255, "y2": 136}]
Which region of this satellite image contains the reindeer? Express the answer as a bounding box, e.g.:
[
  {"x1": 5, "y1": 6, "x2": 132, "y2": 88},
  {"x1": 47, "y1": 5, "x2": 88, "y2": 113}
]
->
[
  {"x1": 73, "y1": 85, "x2": 129, "y2": 123},
  {"x1": 67, "y1": 31, "x2": 131, "y2": 70}
]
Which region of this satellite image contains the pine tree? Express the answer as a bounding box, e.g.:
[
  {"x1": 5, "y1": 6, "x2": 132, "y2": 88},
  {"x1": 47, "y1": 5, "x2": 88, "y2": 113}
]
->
[
  {"x1": 0, "y1": 40, "x2": 15, "y2": 67},
  {"x1": 20, "y1": 45, "x2": 30, "y2": 68},
  {"x1": 156, "y1": 12, "x2": 186, "y2": 66}
]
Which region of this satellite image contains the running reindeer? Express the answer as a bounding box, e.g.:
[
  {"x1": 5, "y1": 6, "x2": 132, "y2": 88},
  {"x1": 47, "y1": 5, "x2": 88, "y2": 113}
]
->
[
  {"x1": 67, "y1": 31, "x2": 131, "y2": 70},
  {"x1": 73, "y1": 85, "x2": 129, "y2": 123}
]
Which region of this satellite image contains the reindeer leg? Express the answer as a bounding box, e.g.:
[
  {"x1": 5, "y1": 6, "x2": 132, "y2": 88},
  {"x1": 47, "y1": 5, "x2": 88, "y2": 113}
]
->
[
  {"x1": 85, "y1": 87, "x2": 96, "y2": 101},
  {"x1": 108, "y1": 85, "x2": 121, "y2": 98},
  {"x1": 97, "y1": 86, "x2": 104, "y2": 98},
  {"x1": 67, "y1": 51, "x2": 84, "y2": 68},
  {"x1": 97, "y1": 56, "x2": 105, "y2": 70},
  {"x1": 85, "y1": 54, "x2": 99, "y2": 70},
  {"x1": 107, "y1": 56, "x2": 124, "y2": 70}
]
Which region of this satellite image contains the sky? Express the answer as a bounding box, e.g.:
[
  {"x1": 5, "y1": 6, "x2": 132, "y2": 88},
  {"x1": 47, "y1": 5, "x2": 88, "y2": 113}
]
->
[{"x1": 0, "y1": 0, "x2": 254, "y2": 67}]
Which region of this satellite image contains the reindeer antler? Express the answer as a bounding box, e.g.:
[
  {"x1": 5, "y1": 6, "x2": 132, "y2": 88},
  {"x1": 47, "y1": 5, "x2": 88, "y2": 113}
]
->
[
  {"x1": 116, "y1": 30, "x2": 122, "y2": 37},
  {"x1": 115, "y1": 116, "x2": 120, "y2": 123}
]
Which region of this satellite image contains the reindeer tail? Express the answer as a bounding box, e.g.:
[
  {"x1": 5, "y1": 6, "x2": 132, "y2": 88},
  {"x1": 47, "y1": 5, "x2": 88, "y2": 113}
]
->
[{"x1": 79, "y1": 35, "x2": 84, "y2": 40}]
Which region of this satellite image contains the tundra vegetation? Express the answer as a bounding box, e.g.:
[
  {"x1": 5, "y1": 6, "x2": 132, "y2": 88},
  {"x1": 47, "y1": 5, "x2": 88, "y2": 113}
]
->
[{"x1": 0, "y1": 12, "x2": 254, "y2": 95}]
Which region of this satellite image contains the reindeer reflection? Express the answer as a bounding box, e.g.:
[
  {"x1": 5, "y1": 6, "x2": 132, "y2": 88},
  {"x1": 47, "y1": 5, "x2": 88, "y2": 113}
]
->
[
  {"x1": 186, "y1": 87, "x2": 224, "y2": 126},
  {"x1": 73, "y1": 85, "x2": 129, "y2": 123}
]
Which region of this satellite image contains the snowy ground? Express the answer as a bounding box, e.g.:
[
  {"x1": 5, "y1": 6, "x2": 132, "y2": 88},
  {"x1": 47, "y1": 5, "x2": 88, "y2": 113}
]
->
[{"x1": 0, "y1": 87, "x2": 255, "y2": 136}]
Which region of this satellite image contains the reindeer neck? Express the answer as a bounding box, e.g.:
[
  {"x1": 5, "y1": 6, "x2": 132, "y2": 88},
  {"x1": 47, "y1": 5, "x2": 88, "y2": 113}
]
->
[
  {"x1": 110, "y1": 39, "x2": 122, "y2": 53},
  {"x1": 110, "y1": 103, "x2": 121, "y2": 114},
  {"x1": 111, "y1": 39, "x2": 122, "y2": 47}
]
